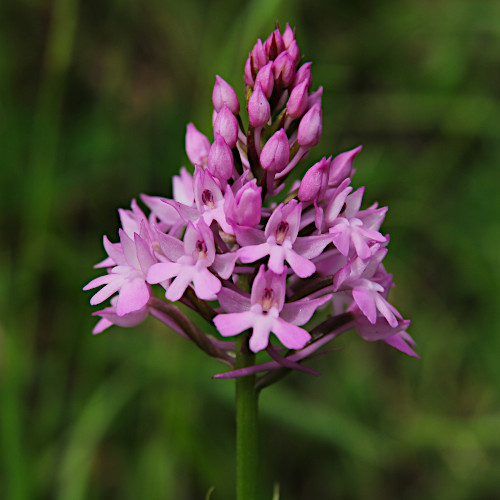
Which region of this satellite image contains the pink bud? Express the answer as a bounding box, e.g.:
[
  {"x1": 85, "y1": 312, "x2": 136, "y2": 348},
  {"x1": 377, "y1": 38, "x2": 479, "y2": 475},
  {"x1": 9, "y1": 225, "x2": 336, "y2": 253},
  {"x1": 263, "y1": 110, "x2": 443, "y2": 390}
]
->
[
  {"x1": 185, "y1": 123, "x2": 210, "y2": 166},
  {"x1": 255, "y1": 62, "x2": 274, "y2": 99},
  {"x1": 208, "y1": 133, "x2": 234, "y2": 182},
  {"x1": 248, "y1": 83, "x2": 270, "y2": 128},
  {"x1": 264, "y1": 29, "x2": 285, "y2": 60},
  {"x1": 212, "y1": 75, "x2": 240, "y2": 114},
  {"x1": 329, "y1": 145, "x2": 362, "y2": 187},
  {"x1": 260, "y1": 129, "x2": 290, "y2": 173},
  {"x1": 287, "y1": 79, "x2": 309, "y2": 119},
  {"x1": 244, "y1": 56, "x2": 254, "y2": 86},
  {"x1": 227, "y1": 179, "x2": 262, "y2": 227},
  {"x1": 287, "y1": 40, "x2": 300, "y2": 67},
  {"x1": 213, "y1": 104, "x2": 239, "y2": 148},
  {"x1": 282, "y1": 23, "x2": 295, "y2": 49},
  {"x1": 308, "y1": 86, "x2": 323, "y2": 108},
  {"x1": 293, "y1": 62, "x2": 313, "y2": 91},
  {"x1": 298, "y1": 156, "x2": 331, "y2": 202},
  {"x1": 251, "y1": 39, "x2": 268, "y2": 76},
  {"x1": 273, "y1": 51, "x2": 296, "y2": 87},
  {"x1": 297, "y1": 103, "x2": 322, "y2": 147}
]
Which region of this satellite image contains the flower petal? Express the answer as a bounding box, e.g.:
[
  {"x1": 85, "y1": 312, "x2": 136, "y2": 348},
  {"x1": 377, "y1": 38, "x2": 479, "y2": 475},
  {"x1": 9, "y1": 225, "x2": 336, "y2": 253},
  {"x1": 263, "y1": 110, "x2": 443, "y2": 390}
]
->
[
  {"x1": 116, "y1": 279, "x2": 150, "y2": 316},
  {"x1": 272, "y1": 318, "x2": 311, "y2": 350},
  {"x1": 192, "y1": 269, "x2": 221, "y2": 300},
  {"x1": 147, "y1": 262, "x2": 182, "y2": 284},
  {"x1": 165, "y1": 268, "x2": 194, "y2": 302},
  {"x1": 281, "y1": 294, "x2": 332, "y2": 326},
  {"x1": 214, "y1": 311, "x2": 256, "y2": 337}
]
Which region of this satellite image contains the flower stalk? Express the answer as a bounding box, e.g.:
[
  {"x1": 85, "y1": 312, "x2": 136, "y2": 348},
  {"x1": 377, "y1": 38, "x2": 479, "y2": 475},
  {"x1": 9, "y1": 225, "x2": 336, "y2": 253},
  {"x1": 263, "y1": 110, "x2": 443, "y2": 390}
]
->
[{"x1": 235, "y1": 334, "x2": 259, "y2": 500}]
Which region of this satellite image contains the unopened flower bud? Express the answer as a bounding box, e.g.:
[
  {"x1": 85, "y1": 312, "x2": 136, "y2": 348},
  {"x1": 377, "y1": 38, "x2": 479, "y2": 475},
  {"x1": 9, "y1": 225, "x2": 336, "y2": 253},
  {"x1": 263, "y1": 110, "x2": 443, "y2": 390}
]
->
[
  {"x1": 212, "y1": 75, "x2": 240, "y2": 114},
  {"x1": 287, "y1": 79, "x2": 309, "y2": 119},
  {"x1": 251, "y1": 39, "x2": 268, "y2": 76},
  {"x1": 244, "y1": 57, "x2": 254, "y2": 86},
  {"x1": 208, "y1": 133, "x2": 234, "y2": 182},
  {"x1": 329, "y1": 145, "x2": 362, "y2": 187},
  {"x1": 185, "y1": 123, "x2": 210, "y2": 166},
  {"x1": 293, "y1": 62, "x2": 313, "y2": 91},
  {"x1": 298, "y1": 156, "x2": 331, "y2": 202},
  {"x1": 287, "y1": 40, "x2": 300, "y2": 67},
  {"x1": 213, "y1": 104, "x2": 239, "y2": 148},
  {"x1": 260, "y1": 129, "x2": 290, "y2": 173},
  {"x1": 282, "y1": 23, "x2": 295, "y2": 48},
  {"x1": 248, "y1": 83, "x2": 270, "y2": 128},
  {"x1": 297, "y1": 103, "x2": 322, "y2": 147},
  {"x1": 273, "y1": 51, "x2": 296, "y2": 87},
  {"x1": 308, "y1": 86, "x2": 323, "y2": 108},
  {"x1": 264, "y1": 29, "x2": 285, "y2": 60},
  {"x1": 255, "y1": 62, "x2": 274, "y2": 99},
  {"x1": 227, "y1": 179, "x2": 262, "y2": 227}
]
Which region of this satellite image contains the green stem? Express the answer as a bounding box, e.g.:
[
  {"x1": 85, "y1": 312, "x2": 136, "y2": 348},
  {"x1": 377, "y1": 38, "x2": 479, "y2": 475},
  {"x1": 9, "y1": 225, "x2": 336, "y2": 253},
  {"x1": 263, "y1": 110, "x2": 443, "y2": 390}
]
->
[{"x1": 235, "y1": 335, "x2": 259, "y2": 500}]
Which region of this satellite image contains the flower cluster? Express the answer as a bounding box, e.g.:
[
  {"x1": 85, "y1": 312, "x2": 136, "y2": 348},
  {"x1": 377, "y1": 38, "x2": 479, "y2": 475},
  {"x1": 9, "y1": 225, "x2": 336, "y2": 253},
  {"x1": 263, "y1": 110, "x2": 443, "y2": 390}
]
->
[{"x1": 84, "y1": 24, "x2": 417, "y2": 381}]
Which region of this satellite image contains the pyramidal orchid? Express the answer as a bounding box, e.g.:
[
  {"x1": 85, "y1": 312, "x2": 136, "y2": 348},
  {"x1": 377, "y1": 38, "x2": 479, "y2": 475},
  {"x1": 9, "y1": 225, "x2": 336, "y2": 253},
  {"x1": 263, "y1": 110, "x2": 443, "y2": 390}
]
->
[{"x1": 84, "y1": 23, "x2": 416, "y2": 500}]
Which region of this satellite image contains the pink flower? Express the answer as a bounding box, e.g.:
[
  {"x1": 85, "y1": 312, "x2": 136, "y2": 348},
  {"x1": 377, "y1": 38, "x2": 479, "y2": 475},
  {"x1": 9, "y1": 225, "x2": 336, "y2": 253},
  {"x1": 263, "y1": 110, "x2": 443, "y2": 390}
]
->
[
  {"x1": 159, "y1": 167, "x2": 234, "y2": 234},
  {"x1": 214, "y1": 266, "x2": 331, "y2": 352},
  {"x1": 147, "y1": 220, "x2": 235, "y2": 301},
  {"x1": 237, "y1": 200, "x2": 331, "y2": 278},
  {"x1": 354, "y1": 314, "x2": 418, "y2": 358},
  {"x1": 84, "y1": 227, "x2": 156, "y2": 316},
  {"x1": 325, "y1": 179, "x2": 387, "y2": 259}
]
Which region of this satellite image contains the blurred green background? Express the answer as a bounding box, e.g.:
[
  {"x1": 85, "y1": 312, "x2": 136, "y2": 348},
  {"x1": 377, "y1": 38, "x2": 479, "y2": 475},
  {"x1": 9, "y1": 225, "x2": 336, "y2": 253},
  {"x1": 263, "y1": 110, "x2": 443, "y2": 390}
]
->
[{"x1": 1, "y1": 0, "x2": 499, "y2": 498}]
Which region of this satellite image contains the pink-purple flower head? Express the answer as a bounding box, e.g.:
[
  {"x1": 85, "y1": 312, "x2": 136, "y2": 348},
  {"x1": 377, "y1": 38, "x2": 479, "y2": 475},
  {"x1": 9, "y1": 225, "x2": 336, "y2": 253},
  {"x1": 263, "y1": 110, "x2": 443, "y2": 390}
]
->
[{"x1": 84, "y1": 23, "x2": 416, "y2": 374}]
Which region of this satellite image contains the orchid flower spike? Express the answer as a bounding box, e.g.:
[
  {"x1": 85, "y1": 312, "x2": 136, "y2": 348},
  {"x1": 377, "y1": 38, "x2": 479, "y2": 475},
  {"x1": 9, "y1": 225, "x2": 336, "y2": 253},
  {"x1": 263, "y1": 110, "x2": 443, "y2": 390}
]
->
[{"x1": 85, "y1": 23, "x2": 415, "y2": 378}]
